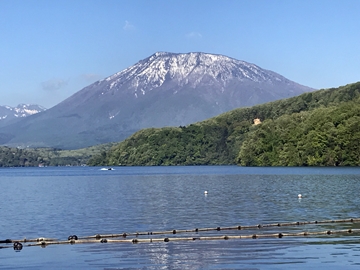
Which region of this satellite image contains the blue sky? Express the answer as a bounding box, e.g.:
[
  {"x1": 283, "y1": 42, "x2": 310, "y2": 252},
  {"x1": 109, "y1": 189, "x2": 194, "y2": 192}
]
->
[{"x1": 1, "y1": 0, "x2": 359, "y2": 108}]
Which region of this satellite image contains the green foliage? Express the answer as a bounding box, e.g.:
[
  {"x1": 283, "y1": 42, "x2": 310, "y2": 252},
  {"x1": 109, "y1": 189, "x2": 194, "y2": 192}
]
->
[
  {"x1": 88, "y1": 125, "x2": 233, "y2": 166},
  {"x1": 237, "y1": 100, "x2": 360, "y2": 166},
  {"x1": 49, "y1": 143, "x2": 115, "y2": 166},
  {"x1": 0, "y1": 147, "x2": 46, "y2": 167},
  {"x1": 0, "y1": 143, "x2": 115, "y2": 167},
  {"x1": 88, "y1": 81, "x2": 360, "y2": 166}
]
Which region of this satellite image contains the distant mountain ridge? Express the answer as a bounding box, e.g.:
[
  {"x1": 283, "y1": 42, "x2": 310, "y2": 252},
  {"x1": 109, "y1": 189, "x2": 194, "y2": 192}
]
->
[
  {"x1": 0, "y1": 52, "x2": 314, "y2": 149},
  {"x1": 0, "y1": 104, "x2": 46, "y2": 127}
]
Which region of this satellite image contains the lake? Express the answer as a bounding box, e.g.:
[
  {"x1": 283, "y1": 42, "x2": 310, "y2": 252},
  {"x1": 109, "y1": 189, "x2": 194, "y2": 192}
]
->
[{"x1": 1, "y1": 166, "x2": 360, "y2": 269}]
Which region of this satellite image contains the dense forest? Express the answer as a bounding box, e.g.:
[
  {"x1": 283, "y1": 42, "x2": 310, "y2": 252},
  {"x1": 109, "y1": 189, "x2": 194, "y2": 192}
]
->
[
  {"x1": 0, "y1": 147, "x2": 46, "y2": 167},
  {"x1": 0, "y1": 143, "x2": 113, "y2": 167},
  {"x1": 238, "y1": 100, "x2": 360, "y2": 166},
  {"x1": 87, "y1": 82, "x2": 360, "y2": 166}
]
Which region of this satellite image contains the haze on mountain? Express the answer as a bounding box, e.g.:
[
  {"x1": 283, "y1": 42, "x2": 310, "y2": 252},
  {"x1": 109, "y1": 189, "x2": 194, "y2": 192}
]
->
[{"x1": 0, "y1": 52, "x2": 314, "y2": 149}]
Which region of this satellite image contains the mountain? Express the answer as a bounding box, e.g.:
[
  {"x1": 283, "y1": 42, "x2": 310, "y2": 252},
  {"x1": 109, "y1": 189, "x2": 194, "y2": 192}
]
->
[
  {"x1": 0, "y1": 104, "x2": 46, "y2": 128},
  {"x1": 0, "y1": 52, "x2": 314, "y2": 149}
]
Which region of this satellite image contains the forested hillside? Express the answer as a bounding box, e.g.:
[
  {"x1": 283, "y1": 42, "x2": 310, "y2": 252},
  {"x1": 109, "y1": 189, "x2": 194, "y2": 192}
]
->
[
  {"x1": 87, "y1": 82, "x2": 360, "y2": 166},
  {"x1": 0, "y1": 143, "x2": 114, "y2": 167},
  {"x1": 238, "y1": 100, "x2": 360, "y2": 166},
  {"x1": 0, "y1": 147, "x2": 46, "y2": 167}
]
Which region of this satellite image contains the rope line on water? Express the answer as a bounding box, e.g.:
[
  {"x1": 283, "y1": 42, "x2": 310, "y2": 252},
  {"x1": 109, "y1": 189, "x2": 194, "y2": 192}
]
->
[
  {"x1": 0, "y1": 237, "x2": 56, "y2": 244},
  {"x1": 1, "y1": 218, "x2": 359, "y2": 250},
  {"x1": 1, "y1": 228, "x2": 360, "y2": 250},
  {"x1": 76, "y1": 217, "x2": 360, "y2": 240}
]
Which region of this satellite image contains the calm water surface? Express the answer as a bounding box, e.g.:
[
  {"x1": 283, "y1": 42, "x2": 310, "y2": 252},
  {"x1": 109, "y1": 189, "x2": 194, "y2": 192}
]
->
[{"x1": 1, "y1": 166, "x2": 360, "y2": 269}]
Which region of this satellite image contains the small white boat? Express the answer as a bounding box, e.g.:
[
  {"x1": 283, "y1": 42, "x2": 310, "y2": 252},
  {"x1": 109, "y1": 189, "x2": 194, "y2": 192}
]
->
[{"x1": 100, "y1": 167, "x2": 114, "y2": 171}]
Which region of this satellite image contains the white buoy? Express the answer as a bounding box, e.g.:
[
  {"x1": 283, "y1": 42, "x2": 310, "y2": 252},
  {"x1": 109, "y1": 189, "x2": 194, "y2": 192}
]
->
[
  {"x1": 204, "y1": 191, "x2": 208, "y2": 195},
  {"x1": 298, "y1": 194, "x2": 302, "y2": 198}
]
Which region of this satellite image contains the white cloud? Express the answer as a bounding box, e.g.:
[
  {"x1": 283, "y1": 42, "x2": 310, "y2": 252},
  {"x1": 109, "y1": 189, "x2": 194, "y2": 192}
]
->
[
  {"x1": 41, "y1": 78, "x2": 68, "y2": 92},
  {"x1": 186, "y1": 32, "x2": 203, "y2": 39},
  {"x1": 81, "y1": 73, "x2": 102, "y2": 82},
  {"x1": 123, "y1": 20, "x2": 135, "y2": 31}
]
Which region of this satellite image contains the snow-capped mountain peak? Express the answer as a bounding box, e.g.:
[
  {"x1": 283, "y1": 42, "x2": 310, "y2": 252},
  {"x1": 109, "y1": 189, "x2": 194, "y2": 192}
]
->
[
  {"x1": 0, "y1": 104, "x2": 46, "y2": 126},
  {"x1": 101, "y1": 52, "x2": 289, "y2": 97}
]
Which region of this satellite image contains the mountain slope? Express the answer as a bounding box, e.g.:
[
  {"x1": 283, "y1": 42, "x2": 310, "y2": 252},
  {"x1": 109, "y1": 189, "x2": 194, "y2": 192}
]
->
[{"x1": 0, "y1": 52, "x2": 313, "y2": 149}]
